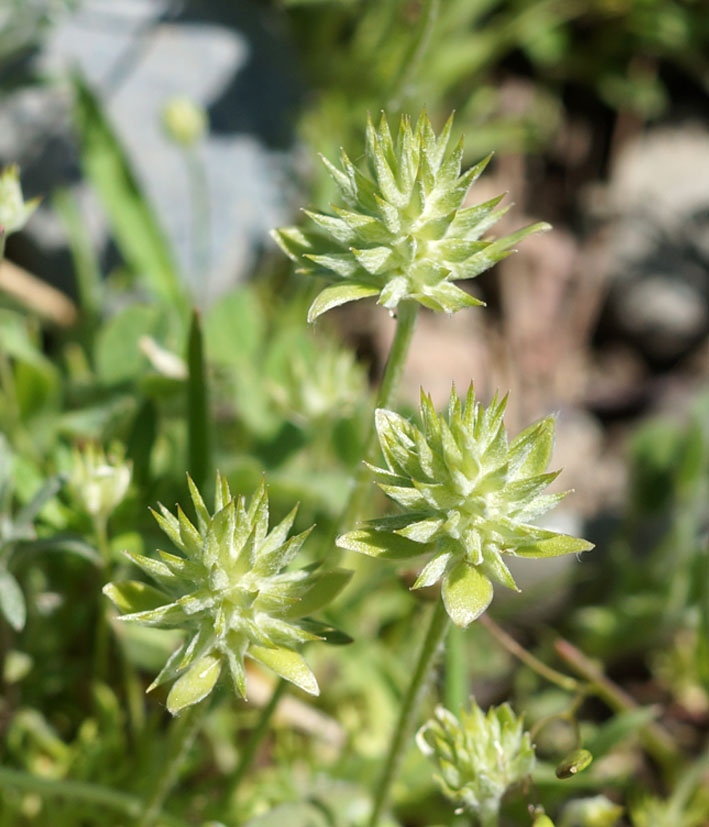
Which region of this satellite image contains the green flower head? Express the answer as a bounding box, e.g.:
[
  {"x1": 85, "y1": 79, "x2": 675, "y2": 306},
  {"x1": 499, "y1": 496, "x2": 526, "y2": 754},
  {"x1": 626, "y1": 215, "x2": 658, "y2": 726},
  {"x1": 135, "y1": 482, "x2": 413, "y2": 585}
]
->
[
  {"x1": 68, "y1": 443, "x2": 132, "y2": 524},
  {"x1": 272, "y1": 111, "x2": 549, "y2": 322},
  {"x1": 416, "y1": 701, "x2": 536, "y2": 822},
  {"x1": 104, "y1": 475, "x2": 351, "y2": 714},
  {"x1": 337, "y1": 386, "x2": 593, "y2": 626}
]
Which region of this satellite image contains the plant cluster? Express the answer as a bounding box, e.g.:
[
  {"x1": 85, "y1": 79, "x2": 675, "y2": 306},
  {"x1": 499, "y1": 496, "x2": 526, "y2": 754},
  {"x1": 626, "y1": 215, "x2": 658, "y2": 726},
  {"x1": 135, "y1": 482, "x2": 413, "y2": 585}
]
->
[{"x1": 0, "y1": 55, "x2": 707, "y2": 827}]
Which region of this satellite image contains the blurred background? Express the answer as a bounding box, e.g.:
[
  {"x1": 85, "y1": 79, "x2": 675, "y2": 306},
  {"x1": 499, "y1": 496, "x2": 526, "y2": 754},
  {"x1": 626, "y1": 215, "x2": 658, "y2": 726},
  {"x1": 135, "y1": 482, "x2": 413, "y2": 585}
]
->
[
  {"x1": 1, "y1": 1, "x2": 709, "y2": 823},
  {"x1": 3, "y1": 0, "x2": 709, "y2": 509}
]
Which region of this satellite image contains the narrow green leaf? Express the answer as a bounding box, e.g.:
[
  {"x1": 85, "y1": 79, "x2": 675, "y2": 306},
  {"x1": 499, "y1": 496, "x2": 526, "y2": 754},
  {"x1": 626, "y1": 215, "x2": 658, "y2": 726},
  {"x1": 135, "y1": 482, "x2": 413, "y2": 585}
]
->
[
  {"x1": 279, "y1": 568, "x2": 353, "y2": 619},
  {"x1": 297, "y1": 618, "x2": 352, "y2": 645},
  {"x1": 19, "y1": 538, "x2": 102, "y2": 566},
  {"x1": 15, "y1": 474, "x2": 65, "y2": 531},
  {"x1": 126, "y1": 400, "x2": 157, "y2": 487},
  {"x1": 186, "y1": 309, "x2": 211, "y2": 492},
  {"x1": 103, "y1": 580, "x2": 170, "y2": 614},
  {"x1": 336, "y1": 527, "x2": 427, "y2": 559},
  {"x1": 53, "y1": 187, "x2": 102, "y2": 317},
  {"x1": 412, "y1": 551, "x2": 452, "y2": 589},
  {"x1": 307, "y1": 283, "x2": 379, "y2": 322},
  {"x1": 72, "y1": 73, "x2": 186, "y2": 312},
  {"x1": 166, "y1": 653, "x2": 221, "y2": 714},
  {"x1": 248, "y1": 646, "x2": 318, "y2": 695},
  {"x1": 515, "y1": 535, "x2": 594, "y2": 558},
  {"x1": 123, "y1": 550, "x2": 177, "y2": 587}
]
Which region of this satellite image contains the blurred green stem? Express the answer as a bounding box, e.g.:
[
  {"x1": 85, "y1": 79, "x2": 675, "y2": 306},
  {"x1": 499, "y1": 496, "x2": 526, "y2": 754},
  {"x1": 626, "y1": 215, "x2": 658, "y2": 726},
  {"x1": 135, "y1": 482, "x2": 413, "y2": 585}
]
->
[
  {"x1": 479, "y1": 614, "x2": 580, "y2": 693},
  {"x1": 329, "y1": 300, "x2": 419, "y2": 562},
  {"x1": 387, "y1": 0, "x2": 439, "y2": 110},
  {"x1": 444, "y1": 624, "x2": 467, "y2": 712},
  {"x1": 92, "y1": 515, "x2": 111, "y2": 682},
  {"x1": 225, "y1": 678, "x2": 287, "y2": 804},
  {"x1": 138, "y1": 700, "x2": 207, "y2": 827},
  {"x1": 368, "y1": 598, "x2": 449, "y2": 827},
  {"x1": 554, "y1": 637, "x2": 683, "y2": 776},
  {"x1": 0, "y1": 767, "x2": 187, "y2": 826},
  {"x1": 185, "y1": 147, "x2": 210, "y2": 285}
]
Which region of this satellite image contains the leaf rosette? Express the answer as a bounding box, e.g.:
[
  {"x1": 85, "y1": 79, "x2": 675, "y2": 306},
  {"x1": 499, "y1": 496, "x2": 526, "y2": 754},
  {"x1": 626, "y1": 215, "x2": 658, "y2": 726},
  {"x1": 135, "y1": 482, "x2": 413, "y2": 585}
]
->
[
  {"x1": 337, "y1": 386, "x2": 593, "y2": 626},
  {"x1": 272, "y1": 111, "x2": 548, "y2": 321},
  {"x1": 104, "y1": 475, "x2": 351, "y2": 714}
]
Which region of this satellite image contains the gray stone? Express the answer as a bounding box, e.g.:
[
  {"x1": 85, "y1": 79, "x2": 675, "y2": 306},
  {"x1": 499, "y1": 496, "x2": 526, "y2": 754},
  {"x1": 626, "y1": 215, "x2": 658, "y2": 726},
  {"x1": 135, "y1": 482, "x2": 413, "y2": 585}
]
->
[
  {"x1": 589, "y1": 125, "x2": 709, "y2": 363},
  {"x1": 2, "y1": 0, "x2": 301, "y2": 304}
]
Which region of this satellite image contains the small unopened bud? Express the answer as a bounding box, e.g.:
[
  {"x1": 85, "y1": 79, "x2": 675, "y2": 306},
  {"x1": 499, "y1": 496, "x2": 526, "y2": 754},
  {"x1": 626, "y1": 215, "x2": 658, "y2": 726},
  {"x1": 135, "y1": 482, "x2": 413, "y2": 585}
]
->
[
  {"x1": 69, "y1": 443, "x2": 131, "y2": 523},
  {"x1": 161, "y1": 96, "x2": 207, "y2": 148},
  {"x1": 561, "y1": 794, "x2": 623, "y2": 826},
  {"x1": 0, "y1": 165, "x2": 39, "y2": 236},
  {"x1": 555, "y1": 748, "x2": 593, "y2": 779}
]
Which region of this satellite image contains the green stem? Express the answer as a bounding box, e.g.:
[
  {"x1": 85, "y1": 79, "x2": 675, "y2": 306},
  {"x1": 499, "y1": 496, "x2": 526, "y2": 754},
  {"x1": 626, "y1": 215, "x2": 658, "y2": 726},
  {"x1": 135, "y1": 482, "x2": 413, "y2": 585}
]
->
[
  {"x1": 0, "y1": 766, "x2": 187, "y2": 826},
  {"x1": 553, "y1": 637, "x2": 683, "y2": 775},
  {"x1": 92, "y1": 515, "x2": 111, "y2": 683},
  {"x1": 329, "y1": 300, "x2": 419, "y2": 562},
  {"x1": 138, "y1": 700, "x2": 207, "y2": 827},
  {"x1": 368, "y1": 598, "x2": 449, "y2": 827},
  {"x1": 213, "y1": 304, "x2": 418, "y2": 801},
  {"x1": 225, "y1": 679, "x2": 287, "y2": 804},
  {"x1": 444, "y1": 624, "x2": 467, "y2": 712},
  {"x1": 479, "y1": 615, "x2": 580, "y2": 693},
  {"x1": 185, "y1": 148, "x2": 211, "y2": 283}
]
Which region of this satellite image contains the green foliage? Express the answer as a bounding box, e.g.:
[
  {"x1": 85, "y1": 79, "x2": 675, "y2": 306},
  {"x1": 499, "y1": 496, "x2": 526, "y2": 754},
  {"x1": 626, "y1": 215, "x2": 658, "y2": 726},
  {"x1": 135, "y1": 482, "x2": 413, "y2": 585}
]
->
[
  {"x1": 274, "y1": 112, "x2": 548, "y2": 319},
  {"x1": 72, "y1": 74, "x2": 187, "y2": 314},
  {"x1": 338, "y1": 385, "x2": 593, "y2": 626},
  {"x1": 2, "y1": 15, "x2": 708, "y2": 820}
]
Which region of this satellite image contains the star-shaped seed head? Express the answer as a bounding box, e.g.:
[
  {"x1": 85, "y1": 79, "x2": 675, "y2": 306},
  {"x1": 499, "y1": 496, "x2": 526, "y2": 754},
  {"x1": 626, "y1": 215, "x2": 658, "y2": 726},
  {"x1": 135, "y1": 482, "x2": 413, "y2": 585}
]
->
[
  {"x1": 272, "y1": 111, "x2": 549, "y2": 322},
  {"x1": 104, "y1": 474, "x2": 350, "y2": 714},
  {"x1": 337, "y1": 386, "x2": 593, "y2": 626}
]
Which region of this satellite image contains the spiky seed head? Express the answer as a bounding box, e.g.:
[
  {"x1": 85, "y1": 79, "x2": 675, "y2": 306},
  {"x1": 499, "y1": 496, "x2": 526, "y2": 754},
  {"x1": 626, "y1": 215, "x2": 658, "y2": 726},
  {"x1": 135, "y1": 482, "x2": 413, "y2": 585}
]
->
[
  {"x1": 104, "y1": 474, "x2": 351, "y2": 714},
  {"x1": 417, "y1": 700, "x2": 536, "y2": 821},
  {"x1": 337, "y1": 385, "x2": 593, "y2": 626},
  {"x1": 272, "y1": 111, "x2": 549, "y2": 322}
]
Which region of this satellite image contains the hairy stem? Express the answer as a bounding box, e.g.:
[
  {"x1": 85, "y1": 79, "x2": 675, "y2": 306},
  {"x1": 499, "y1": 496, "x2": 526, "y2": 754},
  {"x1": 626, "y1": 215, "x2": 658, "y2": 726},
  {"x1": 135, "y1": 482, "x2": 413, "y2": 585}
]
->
[
  {"x1": 225, "y1": 678, "x2": 287, "y2": 803},
  {"x1": 138, "y1": 700, "x2": 206, "y2": 827},
  {"x1": 368, "y1": 598, "x2": 449, "y2": 827},
  {"x1": 479, "y1": 615, "x2": 580, "y2": 693},
  {"x1": 330, "y1": 300, "x2": 419, "y2": 561}
]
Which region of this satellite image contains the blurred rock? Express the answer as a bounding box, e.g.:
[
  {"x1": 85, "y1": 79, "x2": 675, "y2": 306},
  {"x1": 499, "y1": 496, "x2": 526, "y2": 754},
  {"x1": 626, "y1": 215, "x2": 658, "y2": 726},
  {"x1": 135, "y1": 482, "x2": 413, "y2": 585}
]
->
[
  {"x1": 587, "y1": 125, "x2": 709, "y2": 366},
  {"x1": 0, "y1": 0, "x2": 300, "y2": 303}
]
